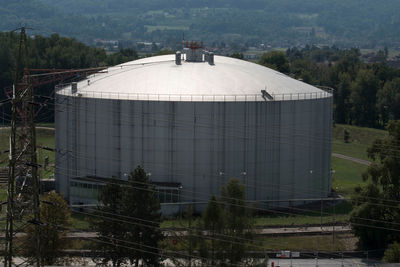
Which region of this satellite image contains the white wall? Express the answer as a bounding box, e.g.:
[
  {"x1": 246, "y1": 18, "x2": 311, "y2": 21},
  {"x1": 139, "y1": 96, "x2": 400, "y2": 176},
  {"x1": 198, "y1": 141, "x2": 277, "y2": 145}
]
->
[{"x1": 55, "y1": 94, "x2": 332, "y2": 213}]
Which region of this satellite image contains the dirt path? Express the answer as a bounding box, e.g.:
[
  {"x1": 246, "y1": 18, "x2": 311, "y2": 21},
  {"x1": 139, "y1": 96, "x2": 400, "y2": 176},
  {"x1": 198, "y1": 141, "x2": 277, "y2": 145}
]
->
[
  {"x1": 332, "y1": 153, "x2": 371, "y2": 166},
  {"x1": 0, "y1": 126, "x2": 54, "y2": 131}
]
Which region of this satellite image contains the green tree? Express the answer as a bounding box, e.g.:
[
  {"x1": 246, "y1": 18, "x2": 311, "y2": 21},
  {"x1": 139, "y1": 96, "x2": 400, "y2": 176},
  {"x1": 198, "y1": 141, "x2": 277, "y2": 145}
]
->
[
  {"x1": 106, "y1": 48, "x2": 139, "y2": 65},
  {"x1": 258, "y1": 51, "x2": 290, "y2": 73},
  {"x1": 220, "y1": 178, "x2": 254, "y2": 266},
  {"x1": 23, "y1": 191, "x2": 72, "y2": 266},
  {"x1": 383, "y1": 242, "x2": 400, "y2": 263},
  {"x1": 335, "y1": 73, "x2": 352, "y2": 124},
  {"x1": 91, "y1": 178, "x2": 127, "y2": 267},
  {"x1": 202, "y1": 195, "x2": 225, "y2": 265},
  {"x1": 350, "y1": 120, "x2": 400, "y2": 250},
  {"x1": 350, "y1": 69, "x2": 379, "y2": 127},
  {"x1": 123, "y1": 166, "x2": 163, "y2": 267},
  {"x1": 230, "y1": 52, "x2": 244, "y2": 60},
  {"x1": 169, "y1": 205, "x2": 201, "y2": 267},
  {"x1": 377, "y1": 78, "x2": 400, "y2": 125}
]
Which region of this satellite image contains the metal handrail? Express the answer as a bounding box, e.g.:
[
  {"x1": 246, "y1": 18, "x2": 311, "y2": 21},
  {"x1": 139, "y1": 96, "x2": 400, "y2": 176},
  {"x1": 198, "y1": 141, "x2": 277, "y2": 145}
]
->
[{"x1": 55, "y1": 84, "x2": 333, "y2": 102}]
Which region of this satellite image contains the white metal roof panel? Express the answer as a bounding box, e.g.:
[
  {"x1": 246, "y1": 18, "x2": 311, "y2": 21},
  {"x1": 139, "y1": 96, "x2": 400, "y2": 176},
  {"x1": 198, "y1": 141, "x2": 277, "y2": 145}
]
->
[{"x1": 57, "y1": 55, "x2": 330, "y2": 101}]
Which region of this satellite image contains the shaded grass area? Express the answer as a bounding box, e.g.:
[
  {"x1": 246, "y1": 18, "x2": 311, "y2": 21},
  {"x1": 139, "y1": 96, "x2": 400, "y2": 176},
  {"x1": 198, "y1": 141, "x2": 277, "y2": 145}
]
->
[
  {"x1": 332, "y1": 124, "x2": 387, "y2": 161},
  {"x1": 258, "y1": 234, "x2": 347, "y2": 251},
  {"x1": 0, "y1": 127, "x2": 55, "y2": 178},
  {"x1": 71, "y1": 213, "x2": 91, "y2": 230},
  {"x1": 71, "y1": 234, "x2": 353, "y2": 252},
  {"x1": 161, "y1": 204, "x2": 351, "y2": 229},
  {"x1": 162, "y1": 234, "x2": 353, "y2": 252},
  {"x1": 331, "y1": 157, "x2": 368, "y2": 197}
]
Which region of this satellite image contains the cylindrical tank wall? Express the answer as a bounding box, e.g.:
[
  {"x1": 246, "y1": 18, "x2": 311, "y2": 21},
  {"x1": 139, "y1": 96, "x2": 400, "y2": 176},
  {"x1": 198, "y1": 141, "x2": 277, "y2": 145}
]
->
[{"x1": 55, "y1": 95, "x2": 332, "y2": 211}]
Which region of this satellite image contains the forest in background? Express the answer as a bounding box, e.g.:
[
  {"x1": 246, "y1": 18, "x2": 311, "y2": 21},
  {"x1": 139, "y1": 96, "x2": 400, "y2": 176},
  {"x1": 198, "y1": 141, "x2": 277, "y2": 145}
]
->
[
  {"x1": 1, "y1": 32, "x2": 400, "y2": 129},
  {"x1": 258, "y1": 47, "x2": 400, "y2": 128},
  {"x1": 1, "y1": 0, "x2": 400, "y2": 48},
  {"x1": 0, "y1": 32, "x2": 138, "y2": 122}
]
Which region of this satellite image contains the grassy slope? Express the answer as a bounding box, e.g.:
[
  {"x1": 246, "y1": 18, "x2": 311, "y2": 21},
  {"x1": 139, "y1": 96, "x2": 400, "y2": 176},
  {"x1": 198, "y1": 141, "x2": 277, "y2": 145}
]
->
[
  {"x1": 332, "y1": 124, "x2": 388, "y2": 161},
  {"x1": 331, "y1": 157, "x2": 367, "y2": 197},
  {"x1": 0, "y1": 127, "x2": 55, "y2": 178},
  {"x1": 331, "y1": 123, "x2": 387, "y2": 197}
]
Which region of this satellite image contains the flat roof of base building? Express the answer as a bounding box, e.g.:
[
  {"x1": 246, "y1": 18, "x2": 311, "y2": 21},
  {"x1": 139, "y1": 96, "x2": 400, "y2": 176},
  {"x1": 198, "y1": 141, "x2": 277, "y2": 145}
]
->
[{"x1": 57, "y1": 54, "x2": 331, "y2": 102}]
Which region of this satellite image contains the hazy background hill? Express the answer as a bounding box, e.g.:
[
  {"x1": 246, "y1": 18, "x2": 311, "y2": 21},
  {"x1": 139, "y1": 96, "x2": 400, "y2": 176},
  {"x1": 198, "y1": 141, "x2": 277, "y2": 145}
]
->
[{"x1": 1, "y1": 0, "x2": 400, "y2": 48}]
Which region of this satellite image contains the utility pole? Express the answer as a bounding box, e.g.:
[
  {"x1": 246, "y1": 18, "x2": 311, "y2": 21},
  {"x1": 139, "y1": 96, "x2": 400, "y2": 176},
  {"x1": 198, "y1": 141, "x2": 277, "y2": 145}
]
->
[
  {"x1": 3, "y1": 29, "x2": 106, "y2": 267},
  {"x1": 4, "y1": 27, "x2": 41, "y2": 267}
]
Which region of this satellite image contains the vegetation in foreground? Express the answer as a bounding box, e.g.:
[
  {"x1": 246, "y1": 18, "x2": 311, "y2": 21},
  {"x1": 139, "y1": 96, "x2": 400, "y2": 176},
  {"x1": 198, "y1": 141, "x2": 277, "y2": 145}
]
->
[
  {"x1": 23, "y1": 191, "x2": 72, "y2": 265},
  {"x1": 350, "y1": 120, "x2": 400, "y2": 254},
  {"x1": 91, "y1": 166, "x2": 163, "y2": 267}
]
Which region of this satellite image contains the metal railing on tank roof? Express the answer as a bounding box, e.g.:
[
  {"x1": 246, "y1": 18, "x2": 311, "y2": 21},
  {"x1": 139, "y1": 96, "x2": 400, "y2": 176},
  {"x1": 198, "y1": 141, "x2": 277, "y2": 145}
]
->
[{"x1": 55, "y1": 84, "x2": 333, "y2": 102}]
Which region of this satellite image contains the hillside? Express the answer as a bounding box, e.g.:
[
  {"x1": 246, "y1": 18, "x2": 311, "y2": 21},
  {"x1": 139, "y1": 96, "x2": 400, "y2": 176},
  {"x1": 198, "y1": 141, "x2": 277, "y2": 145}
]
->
[{"x1": 1, "y1": 0, "x2": 400, "y2": 48}]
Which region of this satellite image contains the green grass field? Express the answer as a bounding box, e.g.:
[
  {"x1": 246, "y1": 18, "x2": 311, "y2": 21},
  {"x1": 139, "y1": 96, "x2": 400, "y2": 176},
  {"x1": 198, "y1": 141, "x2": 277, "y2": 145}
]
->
[
  {"x1": 331, "y1": 157, "x2": 368, "y2": 197},
  {"x1": 332, "y1": 124, "x2": 387, "y2": 161},
  {"x1": 163, "y1": 233, "x2": 352, "y2": 252},
  {"x1": 0, "y1": 127, "x2": 55, "y2": 178},
  {"x1": 258, "y1": 234, "x2": 348, "y2": 251}
]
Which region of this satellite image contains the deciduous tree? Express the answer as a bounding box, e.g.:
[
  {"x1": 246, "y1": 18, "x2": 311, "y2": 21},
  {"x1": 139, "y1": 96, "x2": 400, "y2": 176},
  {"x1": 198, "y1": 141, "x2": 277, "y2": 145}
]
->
[
  {"x1": 123, "y1": 166, "x2": 163, "y2": 267},
  {"x1": 23, "y1": 191, "x2": 72, "y2": 266},
  {"x1": 351, "y1": 120, "x2": 400, "y2": 250},
  {"x1": 91, "y1": 178, "x2": 127, "y2": 267}
]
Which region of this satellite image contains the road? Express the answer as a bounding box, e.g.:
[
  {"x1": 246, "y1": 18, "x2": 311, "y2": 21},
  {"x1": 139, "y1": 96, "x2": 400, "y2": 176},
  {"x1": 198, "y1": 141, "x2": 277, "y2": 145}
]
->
[
  {"x1": 268, "y1": 258, "x2": 378, "y2": 267},
  {"x1": 2, "y1": 225, "x2": 351, "y2": 239},
  {"x1": 332, "y1": 153, "x2": 371, "y2": 166},
  {"x1": 0, "y1": 257, "x2": 381, "y2": 266},
  {"x1": 64, "y1": 225, "x2": 351, "y2": 238}
]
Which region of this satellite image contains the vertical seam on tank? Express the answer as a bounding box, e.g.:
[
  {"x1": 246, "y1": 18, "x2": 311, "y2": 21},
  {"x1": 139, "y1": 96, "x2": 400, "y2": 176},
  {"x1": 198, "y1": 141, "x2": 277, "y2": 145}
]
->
[
  {"x1": 192, "y1": 102, "x2": 196, "y2": 203},
  {"x1": 291, "y1": 100, "x2": 295, "y2": 200},
  {"x1": 244, "y1": 100, "x2": 247, "y2": 190},
  {"x1": 254, "y1": 101, "x2": 258, "y2": 201},
  {"x1": 94, "y1": 98, "x2": 97, "y2": 177}
]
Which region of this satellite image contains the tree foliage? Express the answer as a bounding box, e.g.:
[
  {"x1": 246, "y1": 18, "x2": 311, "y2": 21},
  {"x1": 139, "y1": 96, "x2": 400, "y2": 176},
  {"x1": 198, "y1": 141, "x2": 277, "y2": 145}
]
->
[
  {"x1": 350, "y1": 120, "x2": 400, "y2": 250},
  {"x1": 91, "y1": 166, "x2": 163, "y2": 267},
  {"x1": 123, "y1": 166, "x2": 163, "y2": 267},
  {"x1": 201, "y1": 178, "x2": 255, "y2": 266},
  {"x1": 168, "y1": 205, "x2": 203, "y2": 267},
  {"x1": 383, "y1": 242, "x2": 400, "y2": 263},
  {"x1": 277, "y1": 46, "x2": 400, "y2": 129},
  {"x1": 91, "y1": 178, "x2": 127, "y2": 267},
  {"x1": 0, "y1": 32, "x2": 138, "y2": 123},
  {"x1": 23, "y1": 191, "x2": 72, "y2": 266},
  {"x1": 2, "y1": 0, "x2": 400, "y2": 47},
  {"x1": 201, "y1": 196, "x2": 225, "y2": 265},
  {"x1": 220, "y1": 178, "x2": 254, "y2": 265},
  {"x1": 258, "y1": 51, "x2": 290, "y2": 73}
]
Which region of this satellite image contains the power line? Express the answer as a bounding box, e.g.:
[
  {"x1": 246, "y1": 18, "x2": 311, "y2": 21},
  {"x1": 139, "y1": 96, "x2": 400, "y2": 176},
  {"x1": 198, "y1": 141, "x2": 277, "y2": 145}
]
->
[
  {"x1": 53, "y1": 151, "x2": 400, "y2": 209},
  {"x1": 55, "y1": 166, "x2": 400, "y2": 229}
]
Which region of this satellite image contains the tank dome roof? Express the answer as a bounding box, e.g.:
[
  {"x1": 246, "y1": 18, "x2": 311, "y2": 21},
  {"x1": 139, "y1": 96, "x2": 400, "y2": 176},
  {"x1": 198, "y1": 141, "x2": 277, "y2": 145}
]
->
[{"x1": 58, "y1": 54, "x2": 330, "y2": 101}]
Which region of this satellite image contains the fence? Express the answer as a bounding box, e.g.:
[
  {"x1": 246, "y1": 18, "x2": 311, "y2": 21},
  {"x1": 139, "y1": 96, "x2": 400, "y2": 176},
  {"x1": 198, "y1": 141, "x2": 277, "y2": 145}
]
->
[{"x1": 55, "y1": 84, "x2": 333, "y2": 102}]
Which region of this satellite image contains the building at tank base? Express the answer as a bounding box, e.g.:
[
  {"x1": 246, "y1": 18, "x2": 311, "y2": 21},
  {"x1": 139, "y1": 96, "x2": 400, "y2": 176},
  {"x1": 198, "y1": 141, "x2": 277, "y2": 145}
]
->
[{"x1": 55, "y1": 45, "x2": 333, "y2": 215}]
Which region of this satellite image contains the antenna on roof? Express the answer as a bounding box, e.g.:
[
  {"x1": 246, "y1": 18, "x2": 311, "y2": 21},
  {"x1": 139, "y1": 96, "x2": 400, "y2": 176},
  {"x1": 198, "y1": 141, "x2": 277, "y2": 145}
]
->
[{"x1": 182, "y1": 32, "x2": 185, "y2": 50}]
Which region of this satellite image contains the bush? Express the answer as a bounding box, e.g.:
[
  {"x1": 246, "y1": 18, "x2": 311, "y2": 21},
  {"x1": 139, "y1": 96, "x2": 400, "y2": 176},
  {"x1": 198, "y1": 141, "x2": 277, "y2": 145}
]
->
[{"x1": 383, "y1": 242, "x2": 400, "y2": 263}]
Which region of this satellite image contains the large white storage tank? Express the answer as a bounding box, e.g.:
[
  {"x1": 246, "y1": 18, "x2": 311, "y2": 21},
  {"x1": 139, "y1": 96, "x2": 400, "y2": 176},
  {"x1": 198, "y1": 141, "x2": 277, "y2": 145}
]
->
[{"x1": 55, "y1": 51, "x2": 333, "y2": 214}]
